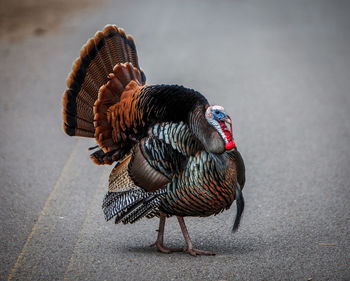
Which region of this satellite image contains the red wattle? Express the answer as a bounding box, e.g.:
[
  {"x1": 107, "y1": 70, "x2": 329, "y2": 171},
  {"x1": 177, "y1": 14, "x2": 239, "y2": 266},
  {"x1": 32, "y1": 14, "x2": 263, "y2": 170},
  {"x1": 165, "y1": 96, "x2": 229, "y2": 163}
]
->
[
  {"x1": 219, "y1": 121, "x2": 236, "y2": 150},
  {"x1": 225, "y1": 141, "x2": 235, "y2": 150}
]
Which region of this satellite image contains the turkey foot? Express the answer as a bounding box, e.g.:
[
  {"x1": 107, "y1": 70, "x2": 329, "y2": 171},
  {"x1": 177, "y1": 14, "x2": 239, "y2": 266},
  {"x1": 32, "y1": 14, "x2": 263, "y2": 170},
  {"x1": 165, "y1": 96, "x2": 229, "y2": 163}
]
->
[
  {"x1": 186, "y1": 247, "x2": 215, "y2": 256},
  {"x1": 151, "y1": 214, "x2": 183, "y2": 254},
  {"x1": 177, "y1": 216, "x2": 215, "y2": 256}
]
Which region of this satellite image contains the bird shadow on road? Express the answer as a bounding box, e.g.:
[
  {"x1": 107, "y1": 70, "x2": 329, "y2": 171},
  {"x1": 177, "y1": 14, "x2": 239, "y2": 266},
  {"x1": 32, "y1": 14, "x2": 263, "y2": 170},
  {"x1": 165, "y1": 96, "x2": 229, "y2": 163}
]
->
[{"x1": 122, "y1": 236, "x2": 267, "y2": 257}]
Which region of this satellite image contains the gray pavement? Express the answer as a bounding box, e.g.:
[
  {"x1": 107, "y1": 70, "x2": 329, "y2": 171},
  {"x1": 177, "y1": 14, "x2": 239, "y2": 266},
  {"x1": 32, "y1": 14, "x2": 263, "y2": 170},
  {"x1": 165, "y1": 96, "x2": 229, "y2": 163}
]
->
[{"x1": 1, "y1": 0, "x2": 350, "y2": 280}]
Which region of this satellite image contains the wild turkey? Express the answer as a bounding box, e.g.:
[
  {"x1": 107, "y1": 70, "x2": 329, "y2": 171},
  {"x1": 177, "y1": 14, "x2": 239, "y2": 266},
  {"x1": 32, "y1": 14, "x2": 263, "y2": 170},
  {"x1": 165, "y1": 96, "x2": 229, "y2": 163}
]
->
[{"x1": 62, "y1": 25, "x2": 245, "y2": 256}]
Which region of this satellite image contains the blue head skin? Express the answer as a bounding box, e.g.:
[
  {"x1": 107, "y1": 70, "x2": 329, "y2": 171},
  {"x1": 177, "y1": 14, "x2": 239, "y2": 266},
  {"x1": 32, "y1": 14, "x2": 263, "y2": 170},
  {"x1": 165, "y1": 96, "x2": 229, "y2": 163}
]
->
[{"x1": 212, "y1": 108, "x2": 227, "y2": 120}]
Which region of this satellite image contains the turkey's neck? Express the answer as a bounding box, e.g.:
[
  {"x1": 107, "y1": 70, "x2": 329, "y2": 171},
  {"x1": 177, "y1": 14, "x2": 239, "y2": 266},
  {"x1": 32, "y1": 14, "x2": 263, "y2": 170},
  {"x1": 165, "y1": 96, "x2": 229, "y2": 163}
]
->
[
  {"x1": 140, "y1": 85, "x2": 226, "y2": 153},
  {"x1": 189, "y1": 105, "x2": 226, "y2": 154}
]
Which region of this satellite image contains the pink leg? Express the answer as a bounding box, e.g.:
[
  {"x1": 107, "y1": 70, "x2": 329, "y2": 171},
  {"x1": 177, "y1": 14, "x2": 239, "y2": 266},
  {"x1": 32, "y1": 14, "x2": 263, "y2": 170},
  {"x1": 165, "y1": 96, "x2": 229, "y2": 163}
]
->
[
  {"x1": 177, "y1": 216, "x2": 215, "y2": 256},
  {"x1": 151, "y1": 213, "x2": 183, "y2": 254}
]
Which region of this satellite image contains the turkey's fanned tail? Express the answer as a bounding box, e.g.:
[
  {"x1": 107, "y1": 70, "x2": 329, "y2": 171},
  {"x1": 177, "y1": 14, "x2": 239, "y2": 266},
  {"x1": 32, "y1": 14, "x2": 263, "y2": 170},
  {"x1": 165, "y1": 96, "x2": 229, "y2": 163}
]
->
[{"x1": 62, "y1": 24, "x2": 146, "y2": 138}]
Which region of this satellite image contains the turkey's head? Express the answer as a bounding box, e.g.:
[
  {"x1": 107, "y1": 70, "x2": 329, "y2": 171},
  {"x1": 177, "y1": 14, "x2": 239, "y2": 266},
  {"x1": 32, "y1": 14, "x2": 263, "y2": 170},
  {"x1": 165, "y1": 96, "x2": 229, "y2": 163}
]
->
[{"x1": 205, "y1": 105, "x2": 236, "y2": 151}]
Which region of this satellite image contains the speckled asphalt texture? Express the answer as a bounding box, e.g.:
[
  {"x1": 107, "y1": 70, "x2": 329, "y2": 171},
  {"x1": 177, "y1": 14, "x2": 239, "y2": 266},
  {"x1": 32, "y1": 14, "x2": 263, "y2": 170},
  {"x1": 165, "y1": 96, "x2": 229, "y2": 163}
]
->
[{"x1": 1, "y1": 0, "x2": 349, "y2": 280}]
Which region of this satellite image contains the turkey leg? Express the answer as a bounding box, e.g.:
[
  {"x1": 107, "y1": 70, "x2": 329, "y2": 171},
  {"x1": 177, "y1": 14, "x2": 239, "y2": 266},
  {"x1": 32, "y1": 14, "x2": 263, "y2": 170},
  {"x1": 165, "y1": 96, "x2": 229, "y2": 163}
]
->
[
  {"x1": 177, "y1": 216, "x2": 215, "y2": 256},
  {"x1": 151, "y1": 213, "x2": 183, "y2": 254}
]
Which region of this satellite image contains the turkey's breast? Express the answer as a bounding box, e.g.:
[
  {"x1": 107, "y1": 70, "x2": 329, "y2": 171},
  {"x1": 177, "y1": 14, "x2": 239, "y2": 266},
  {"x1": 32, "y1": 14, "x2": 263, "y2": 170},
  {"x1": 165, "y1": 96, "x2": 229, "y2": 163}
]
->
[{"x1": 160, "y1": 151, "x2": 237, "y2": 217}]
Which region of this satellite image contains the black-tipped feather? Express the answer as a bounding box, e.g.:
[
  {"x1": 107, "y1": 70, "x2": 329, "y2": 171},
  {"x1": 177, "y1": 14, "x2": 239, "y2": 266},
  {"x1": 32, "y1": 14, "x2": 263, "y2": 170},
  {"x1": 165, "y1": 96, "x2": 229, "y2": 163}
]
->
[
  {"x1": 102, "y1": 189, "x2": 166, "y2": 223},
  {"x1": 120, "y1": 196, "x2": 162, "y2": 224}
]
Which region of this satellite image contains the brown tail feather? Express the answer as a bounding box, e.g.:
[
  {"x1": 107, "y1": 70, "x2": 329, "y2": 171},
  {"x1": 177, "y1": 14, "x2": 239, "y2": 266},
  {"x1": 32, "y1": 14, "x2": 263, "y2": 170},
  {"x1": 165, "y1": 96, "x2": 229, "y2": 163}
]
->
[
  {"x1": 94, "y1": 63, "x2": 144, "y2": 153},
  {"x1": 93, "y1": 31, "x2": 114, "y2": 74},
  {"x1": 62, "y1": 24, "x2": 145, "y2": 138},
  {"x1": 126, "y1": 35, "x2": 139, "y2": 68}
]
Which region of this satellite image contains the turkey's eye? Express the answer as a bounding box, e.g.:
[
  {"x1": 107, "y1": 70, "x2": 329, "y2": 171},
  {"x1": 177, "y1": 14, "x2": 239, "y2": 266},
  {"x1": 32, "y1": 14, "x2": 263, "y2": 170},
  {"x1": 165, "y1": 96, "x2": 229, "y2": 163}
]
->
[{"x1": 215, "y1": 110, "x2": 220, "y2": 115}]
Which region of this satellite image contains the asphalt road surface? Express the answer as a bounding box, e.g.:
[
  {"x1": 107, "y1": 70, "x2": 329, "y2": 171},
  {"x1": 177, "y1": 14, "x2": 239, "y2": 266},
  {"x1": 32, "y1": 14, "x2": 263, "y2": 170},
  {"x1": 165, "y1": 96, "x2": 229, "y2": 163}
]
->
[{"x1": 1, "y1": 0, "x2": 349, "y2": 280}]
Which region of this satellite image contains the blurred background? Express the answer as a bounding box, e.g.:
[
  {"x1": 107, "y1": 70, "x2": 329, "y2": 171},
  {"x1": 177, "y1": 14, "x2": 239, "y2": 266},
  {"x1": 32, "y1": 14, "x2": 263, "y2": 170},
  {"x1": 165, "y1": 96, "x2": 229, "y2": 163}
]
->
[{"x1": 1, "y1": 0, "x2": 349, "y2": 280}]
